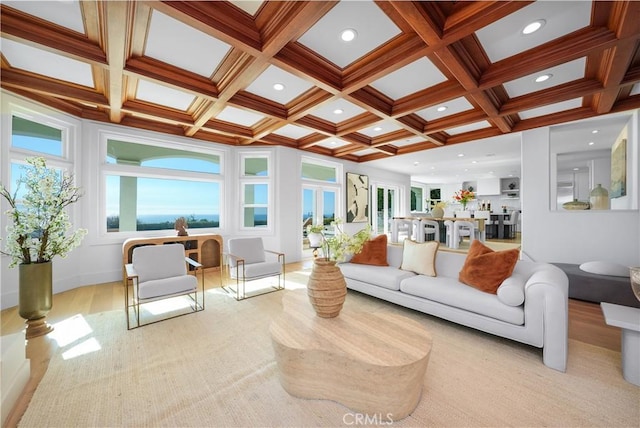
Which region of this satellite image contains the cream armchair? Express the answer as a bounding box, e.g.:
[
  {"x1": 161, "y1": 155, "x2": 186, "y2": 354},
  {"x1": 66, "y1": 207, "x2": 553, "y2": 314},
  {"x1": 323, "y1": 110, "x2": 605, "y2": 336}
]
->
[
  {"x1": 225, "y1": 237, "x2": 285, "y2": 300},
  {"x1": 124, "y1": 243, "x2": 204, "y2": 329}
]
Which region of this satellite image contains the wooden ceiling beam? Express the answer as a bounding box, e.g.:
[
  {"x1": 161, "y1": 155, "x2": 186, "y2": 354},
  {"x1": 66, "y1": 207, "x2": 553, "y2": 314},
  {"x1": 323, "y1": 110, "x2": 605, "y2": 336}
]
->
[
  {"x1": 480, "y1": 26, "x2": 619, "y2": 89},
  {"x1": 443, "y1": 1, "x2": 534, "y2": 41},
  {"x1": 1, "y1": 69, "x2": 109, "y2": 106},
  {"x1": 500, "y1": 78, "x2": 604, "y2": 116},
  {"x1": 591, "y1": 1, "x2": 640, "y2": 113},
  {"x1": 0, "y1": 5, "x2": 107, "y2": 66},
  {"x1": 184, "y1": 1, "x2": 333, "y2": 137},
  {"x1": 103, "y1": 1, "x2": 130, "y2": 123},
  {"x1": 125, "y1": 56, "x2": 220, "y2": 100}
]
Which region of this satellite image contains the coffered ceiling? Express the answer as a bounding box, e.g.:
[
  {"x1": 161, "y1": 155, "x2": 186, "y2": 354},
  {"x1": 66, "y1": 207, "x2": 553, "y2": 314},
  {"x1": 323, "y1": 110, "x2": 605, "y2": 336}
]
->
[{"x1": 1, "y1": 1, "x2": 639, "y2": 181}]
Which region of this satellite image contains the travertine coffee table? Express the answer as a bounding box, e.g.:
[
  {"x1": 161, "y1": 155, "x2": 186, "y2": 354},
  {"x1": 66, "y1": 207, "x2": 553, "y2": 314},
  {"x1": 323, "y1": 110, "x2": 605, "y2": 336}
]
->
[{"x1": 270, "y1": 290, "x2": 432, "y2": 420}]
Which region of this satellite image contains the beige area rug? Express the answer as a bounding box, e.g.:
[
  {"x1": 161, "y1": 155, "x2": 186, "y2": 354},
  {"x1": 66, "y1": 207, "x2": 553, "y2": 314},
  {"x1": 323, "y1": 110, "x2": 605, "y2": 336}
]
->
[{"x1": 20, "y1": 270, "x2": 639, "y2": 427}]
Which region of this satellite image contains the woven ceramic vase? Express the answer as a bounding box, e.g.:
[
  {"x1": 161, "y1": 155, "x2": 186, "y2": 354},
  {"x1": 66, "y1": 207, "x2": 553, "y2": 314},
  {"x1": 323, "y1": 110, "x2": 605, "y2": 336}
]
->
[{"x1": 307, "y1": 258, "x2": 347, "y2": 318}]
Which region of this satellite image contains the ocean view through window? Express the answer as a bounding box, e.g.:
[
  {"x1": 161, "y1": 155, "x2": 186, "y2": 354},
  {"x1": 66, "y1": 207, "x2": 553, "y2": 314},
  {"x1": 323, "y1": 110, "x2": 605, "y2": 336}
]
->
[{"x1": 103, "y1": 138, "x2": 222, "y2": 233}]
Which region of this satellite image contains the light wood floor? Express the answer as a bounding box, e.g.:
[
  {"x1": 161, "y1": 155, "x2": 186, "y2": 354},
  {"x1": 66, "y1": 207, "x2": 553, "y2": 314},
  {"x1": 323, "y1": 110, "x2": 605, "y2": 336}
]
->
[{"x1": 1, "y1": 258, "x2": 622, "y2": 427}]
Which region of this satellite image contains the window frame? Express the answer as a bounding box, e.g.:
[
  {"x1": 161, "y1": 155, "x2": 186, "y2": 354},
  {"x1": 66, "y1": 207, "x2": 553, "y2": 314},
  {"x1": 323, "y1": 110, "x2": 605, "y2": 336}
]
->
[
  {"x1": 98, "y1": 130, "x2": 225, "y2": 239},
  {"x1": 301, "y1": 156, "x2": 342, "y2": 232},
  {"x1": 238, "y1": 152, "x2": 272, "y2": 231}
]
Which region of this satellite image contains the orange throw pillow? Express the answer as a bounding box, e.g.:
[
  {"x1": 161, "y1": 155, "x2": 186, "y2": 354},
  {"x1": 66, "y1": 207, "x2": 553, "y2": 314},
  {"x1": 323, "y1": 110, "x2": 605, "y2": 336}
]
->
[
  {"x1": 350, "y1": 234, "x2": 389, "y2": 266},
  {"x1": 459, "y1": 240, "x2": 519, "y2": 293}
]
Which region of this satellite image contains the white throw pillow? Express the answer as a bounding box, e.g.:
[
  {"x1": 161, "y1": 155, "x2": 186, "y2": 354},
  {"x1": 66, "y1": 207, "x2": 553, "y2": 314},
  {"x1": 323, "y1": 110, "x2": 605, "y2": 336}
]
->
[
  {"x1": 400, "y1": 239, "x2": 439, "y2": 277},
  {"x1": 579, "y1": 261, "x2": 630, "y2": 278},
  {"x1": 496, "y1": 274, "x2": 526, "y2": 306}
]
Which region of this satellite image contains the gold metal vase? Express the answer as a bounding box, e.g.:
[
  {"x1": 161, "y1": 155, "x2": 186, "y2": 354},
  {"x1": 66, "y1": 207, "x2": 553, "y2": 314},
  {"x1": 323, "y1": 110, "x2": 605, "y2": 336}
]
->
[{"x1": 19, "y1": 261, "x2": 54, "y2": 339}]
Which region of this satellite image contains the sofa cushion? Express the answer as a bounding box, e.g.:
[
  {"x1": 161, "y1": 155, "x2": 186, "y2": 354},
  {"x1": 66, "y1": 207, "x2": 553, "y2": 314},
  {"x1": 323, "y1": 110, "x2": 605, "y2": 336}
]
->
[
  {"x1": 496, "y1": 274, "x2": 527, "y2": 306},
  {"x1": 459, "y1": 240, "x2": 519, "y2": 293},
  {"x1": 339, "y1": 263, "x2": 415, "y2": 291},
  {"x1": 400, "y1": 275, "x2": 524, "y2": 325},
  {"x1": 400, "y1": 240, "x2": 439, "y2": 277},
  {"x1": 350, "y1": 234, "x2": 389, "y2": 266}
]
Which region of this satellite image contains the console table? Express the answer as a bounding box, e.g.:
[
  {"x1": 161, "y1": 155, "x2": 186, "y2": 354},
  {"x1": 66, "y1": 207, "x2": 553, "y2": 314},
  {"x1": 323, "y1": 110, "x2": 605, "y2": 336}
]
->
[
  {"x1": 270, "y1": 290, "x2": 432, "y2": 420},
  {"x1": 601, "y1": 302, "x2": 640, "y2": 386},
  {"x1": 122, "y1": 234, "x2": 223, "y2": 284}
]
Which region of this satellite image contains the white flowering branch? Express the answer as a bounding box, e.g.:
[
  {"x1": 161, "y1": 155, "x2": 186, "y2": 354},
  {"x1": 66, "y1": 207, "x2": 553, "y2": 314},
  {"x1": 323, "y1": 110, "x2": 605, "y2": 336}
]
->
[{"x1": 1, "y1": 157, "x2": 87, "y2": 267}]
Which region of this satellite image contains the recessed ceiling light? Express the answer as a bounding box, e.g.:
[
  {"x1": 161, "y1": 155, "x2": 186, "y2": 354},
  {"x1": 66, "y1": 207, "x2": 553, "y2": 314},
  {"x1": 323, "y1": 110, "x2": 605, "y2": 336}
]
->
[
  {"x1": 373, "y1": 126, "x2": 382, "y2": 132},
  {"x1": 573, "y1": 167, "x2": 580, "y2": 171},
  {"x1": 535, "y1": 74, "x2": 552, "y2": 83},
  {"x1": 413, "y1": 161, "x2": 419, "y2": 166},
  {"x1": 522, "y1": 19, "x2": 545, "y2": 35},
  {"x1": 471, "y1": 160, "x2": 477, "y2": 164},
  {"x1": 329, "y1": 141, "x2": 337, "y2": 146},
  {"x1": 457, "y1": 153, "x2": 464, "y2": 157},
  {"x1": 436, "y1": 106, "x2": 447, "y2": 112},
  {"x1": 273, "y1": 83, "x2": 285, "y2": 91},
  {"x1": 592, "y1": 129, "x2": 599, "y2": 134},
  {"x1": 430, "y1": 166, "x2": 436, "y2": 170},
  {"x1": 340, "y1": 29, "x2": 357, "y2": 42},
  {"x1": 333, "y1": 108, "x2": 344, "y2": 115},
  {"x1": 588, "y1": 141, "x2": 595, "y2": 146}
]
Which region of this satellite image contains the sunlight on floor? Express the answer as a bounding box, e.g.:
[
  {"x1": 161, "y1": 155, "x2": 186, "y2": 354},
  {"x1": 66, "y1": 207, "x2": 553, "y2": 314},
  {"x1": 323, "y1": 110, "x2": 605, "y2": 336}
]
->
[
  {"x1": 142, "y1": 297, "x2": 194, "y2": 315},
  {"x1": 62, "y1": 338, "x2": 101, "y2": 360},
  {"x1": 50, "y1": 314, "x2": 92, "y2": 347},
  {"x1": 49, "y1": 314, "x2": 102, "y2": 360}
]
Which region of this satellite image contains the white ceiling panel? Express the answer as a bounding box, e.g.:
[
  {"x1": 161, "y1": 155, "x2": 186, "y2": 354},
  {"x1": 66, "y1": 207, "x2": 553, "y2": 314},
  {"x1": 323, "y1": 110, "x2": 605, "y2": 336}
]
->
[
  {"x1": 476, "y1": 1, "x2": 592, "y2": 63},
  {"x1": 416, "y1": 97, "x2": 474, "y2": 121},
  {"x1": 370, "y1": 57, "x2": 447, "y2": 100},
  {"x1": 297, "y1": 1, "x2": 400, "y2": 68},
  {"x1": 446, "y1": 121, "x2": 492, "y2": 135},
  {"x1": 245, "y1": 65, "x2": 314, "y2": 104},
  {"x1": 217, "y1": 106, "x2": 264, "y2": 127},
  {"x1": 136, "y1": 80, "x2": 195, "y2": 111},
  {"x1": 519, "y1": 98, "x2": 583, "y2": 120},
  {"x1": 145, "y1": 11, "x2": 231, "y2": 78},
  {"x1": 358, "y1": 121, "x2": 403, "y2": 138},
  {"x1": 273, "y1": 124, "x2": 314, "y2": 139},
  {"x1": 315, "y1": 137, "x2": 351, "y2": 149},
  {"x1": 1, "y1": 38, "x2": 93, "y2": 87},
  {"x1": 503, "y1": 57, "x2": 586, "y2": 98},
  {"x1": 308, "y1": 99, "x2": 366, "y2": 123},
  {"x1": 230, "y1": 1, "x2": 263, "y2": 16},
  {"x1": 3, "y1": 0, "x2": 84, "y2": 33}
]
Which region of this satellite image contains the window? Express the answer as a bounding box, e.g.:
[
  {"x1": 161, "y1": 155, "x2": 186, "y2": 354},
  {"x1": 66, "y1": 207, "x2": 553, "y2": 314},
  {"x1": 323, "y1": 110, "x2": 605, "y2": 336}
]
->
[
  {"x1": 8, "y1": 113, "x2": 72, "y2": 195},
  {"x1": 240, "y1": 154, "x2": 271, "y2": 229},
  {"x1": 411, "y1": 186, "x2": 423, "y2": 211},
  {"x1": 302, "y1": 161, "x2": 337, "y2": 182},
  {"x1": 103, "y1": 137, "x2": 222, "y2": 233},
  {"x1": 11, "y1": 115, "x2": 64, "y2": 157}
]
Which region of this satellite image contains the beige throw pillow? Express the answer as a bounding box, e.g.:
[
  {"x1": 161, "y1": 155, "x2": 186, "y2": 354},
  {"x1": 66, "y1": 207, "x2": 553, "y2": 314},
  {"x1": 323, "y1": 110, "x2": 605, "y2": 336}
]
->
[{"x1": 400, "y1": 239, "x2": 439, "y2": 276}]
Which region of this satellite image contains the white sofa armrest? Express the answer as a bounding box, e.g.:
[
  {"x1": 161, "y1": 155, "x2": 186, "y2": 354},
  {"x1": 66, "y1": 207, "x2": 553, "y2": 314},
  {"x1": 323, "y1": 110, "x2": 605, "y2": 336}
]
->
[{"x1": 524, "y1": 264, "x2": 569, "y2": 372}]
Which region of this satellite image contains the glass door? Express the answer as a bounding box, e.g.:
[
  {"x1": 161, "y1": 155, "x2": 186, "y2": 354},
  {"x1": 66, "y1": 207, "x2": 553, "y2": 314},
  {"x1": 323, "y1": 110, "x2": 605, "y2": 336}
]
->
[
  {"x1": 374, "y1": 185, "x2": 397, "y2": 236},
  {"x1": 302, "y1": 186, "x2": 337, "y2": 254}
]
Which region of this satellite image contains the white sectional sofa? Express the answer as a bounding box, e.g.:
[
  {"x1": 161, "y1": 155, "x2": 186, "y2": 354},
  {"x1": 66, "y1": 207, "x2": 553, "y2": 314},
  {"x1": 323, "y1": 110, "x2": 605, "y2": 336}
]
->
[{"x1": 338, "y1": 244, "x2": 570, "y2": 372}]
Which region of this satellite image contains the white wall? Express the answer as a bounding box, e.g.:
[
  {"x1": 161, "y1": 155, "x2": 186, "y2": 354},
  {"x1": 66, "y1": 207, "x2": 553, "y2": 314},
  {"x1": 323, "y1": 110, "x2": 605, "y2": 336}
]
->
[
  {"x1": 521, "y1": 112, "x2": 639, "y2": 267},
  {"x1": 0, "y1": 92, "x2": 410, "y2": 309}
]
